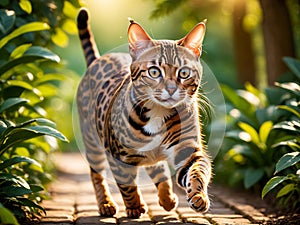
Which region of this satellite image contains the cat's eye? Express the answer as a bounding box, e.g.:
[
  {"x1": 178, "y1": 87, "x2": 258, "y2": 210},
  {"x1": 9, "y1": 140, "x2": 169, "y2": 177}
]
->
[
  {"x1": 178, "y1": 67, "x2": 191, "y2": 79},
  {"x1": 148, "y1": 67, "x2": 162, "y2": 78}
]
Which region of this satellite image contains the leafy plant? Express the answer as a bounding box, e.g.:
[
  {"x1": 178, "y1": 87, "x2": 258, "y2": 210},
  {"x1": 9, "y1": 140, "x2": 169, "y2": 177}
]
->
[
  {"x1": 214, "y1": 57, "x2": 300, "y2": 211},
  {"x1": 0, "y1": 0, "x2": 81, "y2": 223},
  {"x1": 261, "y1": 57, "x2": 300, "y2": 211}
]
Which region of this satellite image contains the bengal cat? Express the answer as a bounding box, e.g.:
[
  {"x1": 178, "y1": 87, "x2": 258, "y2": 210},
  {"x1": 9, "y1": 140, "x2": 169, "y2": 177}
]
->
[{"x1": 76, "y1": 8, "x2": 212, "y2": 218}]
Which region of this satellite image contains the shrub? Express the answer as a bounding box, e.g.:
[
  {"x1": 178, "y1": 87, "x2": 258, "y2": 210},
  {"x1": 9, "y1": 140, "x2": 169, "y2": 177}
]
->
[
  {"x1": 214, "y1": 57, "x2": 300, "y2": 211},
  {"x1": 0, "y1": 0, "x2": 81, "y2": 223}
]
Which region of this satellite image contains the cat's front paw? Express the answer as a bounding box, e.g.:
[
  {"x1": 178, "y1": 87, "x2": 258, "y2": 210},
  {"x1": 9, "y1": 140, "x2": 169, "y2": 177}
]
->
[
  {"x1": 186, "y1": 191, "x2": 210, "y2": 213},
  {"x1": 126, "y1": 204, "x2": 147, "y2": 218},
  {"x1": 159, "y1": 194, "x2": 178, "y2": 211},
  {"x1": 98, "y1": 202, "x2": 118, "y2": 216}
]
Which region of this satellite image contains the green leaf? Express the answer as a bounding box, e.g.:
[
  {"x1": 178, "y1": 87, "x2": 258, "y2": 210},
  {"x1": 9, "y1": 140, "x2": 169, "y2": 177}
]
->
[
  {"x1": 283, "y1": 57, "x2": 300, "y2": 79},
  {"x1": 6, "y1": 80, "x2": 34, "y2": 90},
  {"x1": 51, "y1": 27, "x2": 68, "y2": 47},
  {"x1": 15, "y1": 198, "x2": 45, "y2": 214},
  {"x1": 10, "y1": 43, "x2": 32, "y2": 59},
  {"x1": 0, "y1": 46, "x2": 60, "y2": 75},
  {"x1": 259, "y1": 121, "x2": 273, "y2": 144},
  {"x1": 0, "y1": 203, "x2": 19, "y2": 225},
  {"x1": 221, "y1": 85, "x2": 256, "y2": 121},
  {"x1": 238, "y1": 122, "x2": 260, "y2": 144},
  {"x1": 276, "y1": 183, "x2": 295, "y2": 198},
  {"x1": 0, "y1": 22, "x2": 50, "y2": 49},
  {"x1": 19, "y1": 0, "x2": 32, "y2": 14},
  {"x1": 273, "y1": 121, "x2": 300, "y2": 133},
  {"x1": 34, "y1": 73, "x2": 66, "y2": 85},
  {"x1": 0, "y1": 185, "x2": 32, "y2": 197},
  {"x1": 275, "y1": 152, "x2": 300, "y2": 174},
  {"x1": 278, "y1": 105, "x2": 300, "y2": 118},
  {"x1": 25, "y1": 125, "x2": 68, "y2": 142},
  {"x1": 244, "y1": 167, "x2": 264, "y2": 189},
  {"x1": 24, "y1": 46, "x2": 60, "y2": 62},
  {"x1": 275, "y1": 82, "x2": 300, "y2": 98},
  {"x1": 0, "y1": 156, "x2": 41, "y2": 171},
  {"x1": 272, "y1": 140, "x2": 300, "y2": 151},
  {"x1": 0, "y1": 98, "x2": 29, "y2": 113},
  {"x1": 262, "y1": 176, "x2": 287, "y2": 198},
  {"x1": 0, "y1": 9, "x2": 16, "y2": 34},
  {"x1": 62, "y1": 19, "x2": 77, "y2": 35},
  {"x1": 0, "y1": 173, "x2": 30, "y2": 189}
]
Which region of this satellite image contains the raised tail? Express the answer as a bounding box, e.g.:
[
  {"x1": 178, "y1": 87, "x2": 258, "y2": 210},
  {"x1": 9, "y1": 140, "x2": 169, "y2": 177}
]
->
[{"x1": 77, "y1": 8, "x2": 100, "y2": 67}]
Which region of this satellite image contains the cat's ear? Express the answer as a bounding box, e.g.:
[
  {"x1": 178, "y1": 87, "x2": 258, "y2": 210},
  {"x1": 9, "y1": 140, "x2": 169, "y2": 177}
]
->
[
  {"x1": 128, "y1": 20, "x2": 153, "y2": 60},
  {"x1": 177, "y1": 20, "x2": 206, "y2": 57}
]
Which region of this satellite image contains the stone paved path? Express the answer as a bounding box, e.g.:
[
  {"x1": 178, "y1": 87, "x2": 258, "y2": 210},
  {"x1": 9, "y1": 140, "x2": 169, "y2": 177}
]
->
[{"x1": 39, "y1": 153, "x2": 273, "y2": 225}]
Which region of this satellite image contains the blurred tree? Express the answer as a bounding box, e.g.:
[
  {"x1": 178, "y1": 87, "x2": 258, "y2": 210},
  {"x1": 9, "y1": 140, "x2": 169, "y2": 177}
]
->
[
  {"x1": 259, "y1": 0, "x2": 296, "y2": 85},
  {"x1": 232, "y1": 0, "x2": 256, "y2": 85}
]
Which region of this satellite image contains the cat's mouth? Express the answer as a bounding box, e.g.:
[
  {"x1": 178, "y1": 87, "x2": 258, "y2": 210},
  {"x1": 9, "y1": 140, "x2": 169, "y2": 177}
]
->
[{"x1": 154, "y1": 96, "x2": 181, "y2": 108}]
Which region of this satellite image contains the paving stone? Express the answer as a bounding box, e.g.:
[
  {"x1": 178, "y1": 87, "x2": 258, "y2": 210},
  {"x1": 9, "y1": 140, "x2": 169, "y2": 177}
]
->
[
  {"x1": 76, "y1": 215, "x2": 117, "y2": 224},
  {"x1": 38, "y1": 153, "x2": 276, "y2": 224},
  {"x1": 211, "y1": 217, "x2": 253, "y2": 224},
  {"x1": 183, "y1": 217, "x2": 212, "y2": 225}
]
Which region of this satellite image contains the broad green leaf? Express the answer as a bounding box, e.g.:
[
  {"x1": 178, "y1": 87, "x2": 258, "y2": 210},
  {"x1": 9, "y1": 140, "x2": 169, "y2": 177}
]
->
[
  {"x1": 0, "y1": 9, "x2": 15, "y2": 34},
  {"x1": 262, "y1": 176, "x2": 287, "y2": 198},
  {"x1": 19, "y1": 0, "x2": 32, "y2": 14},
  {"x1": 275, "y1": 82, "x2": 300, "y2": 98},
  {"x1": 238, "y1": 122, "x2": 260, "y2": 144},
  {"x1": 51, "y1": 27, "x2": 68, "y2": 47},
  {"x1": 0, "y1": 46, "x2": 60, "y2": 75},
  {"x1": 283, "y1": 57, "x2": 300, "y2": 79},
  {"x1": 6, "y1": 80, "x2": 33, "y2": 90},
  {"x1": 273, "y1": 121, "x2": 300, "y2": 134},
  {"x1": 245, "y1": 82, "x2": 267, "y2": 106},
  {"x1": 0, "y1": 98, "x2": 29, "y2": 113},
  {"x1": 24, "y1": 46, "x2": 60, "y2": 62},
  {"x1": 63, "y1": 1, "x2": 77, "y2": 18},
  {"x1": 0, "y1": 22, "x2": 50, "y2": 49},
  {"x1": 0, "y1": 185, "x2": 32, "y2": 197},
  {"x1": 0, "y1": 173, "x2": 30, "y2": 189},
  {"x1": 244, "y1": 167, "x2": 264, "y2": 189},
  {"x1": 15, "y1": 198, "x2": 45, "y2": 214},
  {"x1": 276, "y1": 183, "x2": 295, "y2": 198},
  {"x1": 0, "y1": 156, "x2": 41, "y2": 171},
  {"x1": 62, "y1": 19, "x2": 77, "y2": 34},
  {"x1": 0, "y1": 203, "x2": 19, "y2": 225},
  {"x1": 278, "y1": 105, "x2": 300, "y2": 118},
  {"x1": 259, "y1": 121, "x2": 273, "y2": 144},
  {"x1": 272, "y1": 140, "x2": 300, "y2": 151},
  {"x1": 25, "y1": 125, "x2": 68, "y2": 142},
  {"x1": 34, "y1": 73, "x2": 66, "y2": 85},
  {"x1": 10, "y1": 43, "x2": 32, "y2": 59},
  {"x1": 275, "y1": 152, "x2": 300, "y2": 174},
  {"x1": 221, "y1": 85, "x2": 255, "y2": 120}
]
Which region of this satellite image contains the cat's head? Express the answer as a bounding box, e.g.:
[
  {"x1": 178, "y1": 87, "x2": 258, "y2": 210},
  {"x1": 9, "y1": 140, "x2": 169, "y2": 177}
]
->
[{"x1": 128, "y1": 20, "x2": 206, "y2": 109}]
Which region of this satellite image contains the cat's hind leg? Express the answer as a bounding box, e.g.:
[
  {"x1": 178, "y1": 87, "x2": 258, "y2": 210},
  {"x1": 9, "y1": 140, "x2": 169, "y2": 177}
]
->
[
  {"x1": 77, "y1": 80, "x2": 117, "y2": 216},
  {"x1": 145, "y1": 162, "x2": 178, "y2": 211},
  {"x1": 107, "y1": 156, "x2": 146, "y2": 218}
]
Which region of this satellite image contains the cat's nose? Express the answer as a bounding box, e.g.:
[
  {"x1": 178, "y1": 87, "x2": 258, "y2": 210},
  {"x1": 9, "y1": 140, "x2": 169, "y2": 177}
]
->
[{"x1": 165, "y1": 81, "x2": 177, "y2": 96}]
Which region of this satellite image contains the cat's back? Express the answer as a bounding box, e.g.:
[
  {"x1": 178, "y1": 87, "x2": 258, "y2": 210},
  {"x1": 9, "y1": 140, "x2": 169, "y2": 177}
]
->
[
  {"x1": 86, "y1": 52, "x2": 131, "y2": 84},
  {"x1": 78, "y1": 52, "x2": 131, "y2": 97}
]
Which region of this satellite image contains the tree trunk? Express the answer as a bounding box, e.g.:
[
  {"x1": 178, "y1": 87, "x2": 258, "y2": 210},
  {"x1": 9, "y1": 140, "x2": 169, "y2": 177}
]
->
[
  {"x1": 259, "y1": 0, "x2": 295, "y2": 85},
  {"x1": 232, "y1": 0, "x2": 256, "y2": 86}
]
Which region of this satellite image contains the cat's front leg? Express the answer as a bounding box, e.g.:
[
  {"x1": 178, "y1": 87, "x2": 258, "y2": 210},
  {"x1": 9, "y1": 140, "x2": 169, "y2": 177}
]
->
[
  {"x1": 145, "y1": 162, "x2": 178, "y2": 211},
  {"x1": 175, "y1": 148, "x2": 211, "y2": 213}
]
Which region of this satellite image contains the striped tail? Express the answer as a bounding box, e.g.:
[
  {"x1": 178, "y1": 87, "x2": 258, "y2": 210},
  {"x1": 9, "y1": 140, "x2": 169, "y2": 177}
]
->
[{"x1": 77, "y1": 8, "x2": 100, "y2": 67}]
